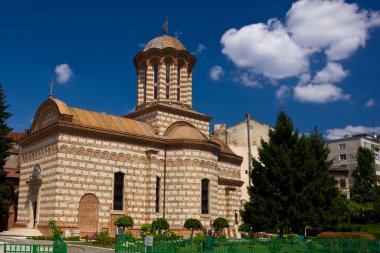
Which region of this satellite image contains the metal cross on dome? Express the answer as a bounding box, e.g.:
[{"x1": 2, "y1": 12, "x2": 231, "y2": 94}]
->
[
  {"x1": 49, "y1": 78, "x2": 54, "y2": 98},
  {"x1": 163, "y1": 17, "x2": 168, "y2": 35}
]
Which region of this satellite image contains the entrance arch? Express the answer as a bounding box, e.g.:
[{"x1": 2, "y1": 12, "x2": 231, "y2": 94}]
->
[{"x1": 78, "y1": 193, "x2": 99, "y2": 234}]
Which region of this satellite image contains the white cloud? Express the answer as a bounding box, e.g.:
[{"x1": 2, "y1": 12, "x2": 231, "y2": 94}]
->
[
  {"x1": 313, "y1": 62, "x2": 349, "y2": 84},
  {"x1": 276, "y1": 85, "x2": 291, "y2": 99},
  {"x1": 220, "y1": 0, "x2": 380, "y2": 104},
  {"x1": 294, "y1": 83, "x2": 350, "y2": 103},
  {"x1": 326, "y1": 125, "x2": 380, "y2": 140},
  {"x1": 209, "y1": 66, "x2": 224, "y2": 81},
  {"x1": 54, "y1": 64, "x2": 73, "y2": 84},
  {"x1": 366, "y1": 99, "x2": 375, "y2": 107},
  {"x1": 287, "y1": 0, "x2": 380, "y2": 60},
  {"x1": 234, "y1": 72, "x2": 261, "y2": 88},
  {"x1": 192, "y1": 43, "x2": 207, "y2": 55},
  {"x1": 221, "y1": 19, "x2": 309, "y2": 79}
]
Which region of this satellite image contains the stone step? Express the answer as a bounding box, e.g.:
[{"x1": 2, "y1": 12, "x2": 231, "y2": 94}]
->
[{"x1": 0, "y1": 228, "x2": 43, "y2": 237}]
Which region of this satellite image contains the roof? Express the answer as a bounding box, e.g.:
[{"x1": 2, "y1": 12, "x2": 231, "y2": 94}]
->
[
  {"x1": 7, "y1": 132, "x2": 25, "y2": 142},
  {"x1": 165, "y1": 122, "x2": 207, "y2": 141},
  {"x1": 32, "y1": 98, "x2": 157, "y2": 138},
  {"x1": 209, "y1": 136, "x2": 237, "y2": 155},
  {"x1": 144, "y1": 35, "x2": 187, "y2": 51}
]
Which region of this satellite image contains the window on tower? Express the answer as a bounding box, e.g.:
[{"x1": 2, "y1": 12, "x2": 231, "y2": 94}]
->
[
  {"x1": 166, "y1": 85, "x2": 170, "y2": 99},
  {"x1": 144, "y1": 68, "x2": 147, "y2": 103},
  {"x1": 154, "y1": 63, "x2": 158, "y2": 84},
  {"x1": 177, "y1": 64, "x2": 181, "y2": 101},
  {"x1": 166, "y1": 62, "x2": 170, "y2": 83}
]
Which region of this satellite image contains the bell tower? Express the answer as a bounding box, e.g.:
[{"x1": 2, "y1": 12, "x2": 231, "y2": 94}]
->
[{"x1": 133, "y1": 35, "x2": 196, "y2": 111}]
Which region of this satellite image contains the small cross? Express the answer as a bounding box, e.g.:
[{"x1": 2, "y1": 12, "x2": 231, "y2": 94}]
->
[
  {"x1": 49, "y1": 78, "x2": 54, "y2": 98},
  {"x1": 163, "y1": 17, "x2": 168, "y2": 35}
]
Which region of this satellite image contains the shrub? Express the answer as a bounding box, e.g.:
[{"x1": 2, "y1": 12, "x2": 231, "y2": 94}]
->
[
  {"x1": 212, "y1": 217, "x2": 229, "y2": 237},
  {"x1": 183, "y1": 218, "x2": 203, "y2": 237},
  {"x1": 152, "y1": 218, "x2": 169, "y2": 236},
  {"x1": 140, "y1": 223, "x2": 153, "y2": 238},
  {"x1": 114, "y1": 215, "x2": 134, "y2": 229},
  {"x1": 64, "y1": 236, "x2": 80, "y2": 241},
  {"x1": 317, "y1": 232, "x2": 376, "y2": 239},
  {"x1": 48, "y1": 219, "x2": 61, "y2": 236},
  {"x1": 162, "y1": 230, "x2": 183, "y2": 240},
  {"x1": 97, "y1": 230, "x2": 112, "y2": 245}
]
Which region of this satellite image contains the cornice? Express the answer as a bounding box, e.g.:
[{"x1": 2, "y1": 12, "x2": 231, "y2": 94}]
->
[
  {"x1": 218, "y1": 177, "x2": 244, "y2": 187},
  {"x1": 125, "y1": 103, "x2": 211, "y2": 122}
]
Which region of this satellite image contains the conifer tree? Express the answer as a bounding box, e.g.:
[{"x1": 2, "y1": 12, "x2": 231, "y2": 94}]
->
[
  {"x1": 241, "y1": 110, "x2": 340, "y2": 237},
  {"x1": 0, "y1": 82, "x2": 13, "y2": 229}
]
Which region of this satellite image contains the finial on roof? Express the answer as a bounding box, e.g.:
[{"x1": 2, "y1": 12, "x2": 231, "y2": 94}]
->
[
  {"x1": 163, "y1": 17, "x2": 169, "y2": 35},
  {"x1": 49, "y1": 78, "x2": 54, "y2": 99}
]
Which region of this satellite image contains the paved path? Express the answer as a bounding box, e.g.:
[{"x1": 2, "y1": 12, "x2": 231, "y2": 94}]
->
[{"x1": 0, "y1": 236, "x2": 27, "y2": 253}]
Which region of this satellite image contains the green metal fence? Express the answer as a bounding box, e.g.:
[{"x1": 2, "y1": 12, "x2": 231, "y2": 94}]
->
[
  {"x1": 115, "y1": 236, "x2": 380, "y2": 253},
  {"x1": 1, "y1": 235, "x2": 67, "y2": 253}
]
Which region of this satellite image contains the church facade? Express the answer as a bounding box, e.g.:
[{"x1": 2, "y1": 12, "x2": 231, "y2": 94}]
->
[{"x1": 16, "y1": 34, "x2": 243, "y2": 237}]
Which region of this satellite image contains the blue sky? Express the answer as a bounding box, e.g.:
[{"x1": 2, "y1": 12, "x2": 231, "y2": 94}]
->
[{"x1": 1, "y1": 0, "x2": 380, "y2": 140}]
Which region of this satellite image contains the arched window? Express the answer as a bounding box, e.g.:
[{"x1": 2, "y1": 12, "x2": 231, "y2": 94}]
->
[
  {"x1": 155, "y1": 176, "x2": 161, "y2": 213},
  {"x1": 154, "y1": 63, "x2": 158, "y2": 84},
  {"x1": 201, "y1": 179, "x2": 209, "y2": 214},
  {"x1": 144, "y1": 68, "x2": 147, "y2": 103},
  {"x1": 113, "y1": 172, "x2": 124, "y2": 210},
  {"x1": 166, "y1": 85, "x2": 170, "y2": 99},
  {"x1": 166, "y1": 62, "x2": 170, "y2": 83},
  {"x1": 177, "y1": 64, "x2": 181, "y2": 101}
]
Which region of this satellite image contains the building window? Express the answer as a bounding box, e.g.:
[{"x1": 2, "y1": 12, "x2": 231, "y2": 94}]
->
[
  {"x1": 166, "y1": 85, "x2": 170, "y2": 99},
  {"x1": 113, "y1": 172, "x2": 124, "y2": 210},
  {"x1": 339, "y1": 154, "x2": 347, "y2": 161},
  {"x1": 155, "y1": 176, "x2": 160, "y2": 213},
  {"x1": 201, "y1": 179, "x2": 209, "y2": 214},
  {"x1": 339, "y1": 143, "x2": 346, "y2": 150},
  {"x1": 375, "y1": 154, "x2": 379, "y2": 160},
  {"x1": 166, "y1": 63, "x2": 170, "y2": 83},
  {"x1": 144, "y1": 68, "x2": 147, "y2": 103},
  {"x1": 177, "y1": 64, "x2": 181, "y2": 101},
  {"x1": 340, "y1": 164, "x2": 347, "y2": 170},
  {"x1": 154, "y1": 63, "x2": 158, "y2": 84},
  {"x1": 339, "y1": 178, "x2": 346, "y2": 188}
]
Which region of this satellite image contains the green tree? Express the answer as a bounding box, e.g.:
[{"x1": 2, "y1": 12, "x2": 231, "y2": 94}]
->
[
  {"x1": 114, "y1": 215, "x2": 134, "y2": 234},
  {"x1": 241, "y1": 110, "x2": 339, "y2": 237},
  {"x1": 212, "y1": 217, "x2": 229, "y2": 237},
  {"x1": 152, "y1": 218, "x2": 169, "y2": 236},
  {"x1": 351, "y1": 147, "x2": 377, "y2": 204},
  {"x1": 0, "y1": 83, "x2": 13, "y2": 231},
  {"x1": 183, "y1": 218, "x2": 203, "y2": 237},
  {"x1": 350, "y1": 146, "x2": 378, "y2": 223}
]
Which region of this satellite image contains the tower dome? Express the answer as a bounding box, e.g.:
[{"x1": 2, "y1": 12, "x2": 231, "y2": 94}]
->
[
  {"x1": 133, "y1": 33, "x2": 196, "y2": 111},
  {"x1": 144, "y1": 35, "x2": 187, "y2": 51}
]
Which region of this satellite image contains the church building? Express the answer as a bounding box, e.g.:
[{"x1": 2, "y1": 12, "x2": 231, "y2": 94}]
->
[{"x1": 16, "y1": 32, "x2": 244, "y2": 237}]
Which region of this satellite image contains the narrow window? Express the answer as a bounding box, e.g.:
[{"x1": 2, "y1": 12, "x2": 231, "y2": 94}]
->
[
  {"x1": 338, "y1": 143, "x2": 346, "y2": 150},
  {"x1": 113, "y1": 172, "x2": 124, "y2": 210},
  {"x1": 166, "y1": 85, "x2": 170, "y2": 99},
  {"x1": 144, "y1": 68, "x2": 147, "y2": 103},
  {"x1": 166, "y1": 63, "x2": 170, "y2": 83},
  {"x1": 155, "y1": 176, "x2": 161, "y2": 213},
  {"x1": 177, "y1": 64, "x2": 181, "y2": 101},
  {"x1": 154, "y1": 84, "x2": 158, "y2": 99},
  {"x1": 201, "y1": 179, "x2": 209, "y2": 214},
  {"x1": 154, "y1": 63, "x2": 158, "y2": 84}
]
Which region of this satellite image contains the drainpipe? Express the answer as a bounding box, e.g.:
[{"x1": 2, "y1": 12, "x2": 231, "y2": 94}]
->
[{"x1": 245, "y1": 114, "x2": 253, "y2": 187}]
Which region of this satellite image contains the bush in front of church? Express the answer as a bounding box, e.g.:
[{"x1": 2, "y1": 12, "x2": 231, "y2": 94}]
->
[
  {"x1": 114, "y1": 215, "x2": 134, "y2": 234},
  {"x1": 152, "y1": 218, "x2": 169, "y2": 236}
]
